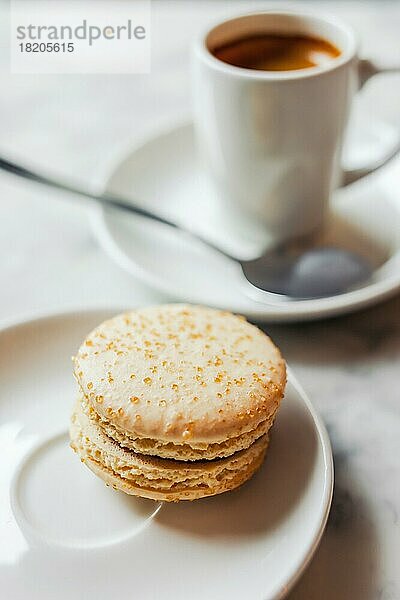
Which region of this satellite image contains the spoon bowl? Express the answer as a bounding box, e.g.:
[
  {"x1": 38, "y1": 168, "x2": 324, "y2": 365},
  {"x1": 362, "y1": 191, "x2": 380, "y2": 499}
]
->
[{"x1": 241, "y1": 246, "x2": 373, "y2": 300}]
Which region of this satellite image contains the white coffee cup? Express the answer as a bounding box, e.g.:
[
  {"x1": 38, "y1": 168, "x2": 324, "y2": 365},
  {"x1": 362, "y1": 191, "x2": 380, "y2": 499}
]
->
[{"x1": 193, "y1": 10, "x2": 398, "y2": 247}]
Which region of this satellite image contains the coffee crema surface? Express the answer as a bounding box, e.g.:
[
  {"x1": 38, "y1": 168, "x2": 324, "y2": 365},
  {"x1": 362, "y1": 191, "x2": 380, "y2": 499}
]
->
[{"x1": 212, "y1": 33, "x2": 341, "y2": 71}]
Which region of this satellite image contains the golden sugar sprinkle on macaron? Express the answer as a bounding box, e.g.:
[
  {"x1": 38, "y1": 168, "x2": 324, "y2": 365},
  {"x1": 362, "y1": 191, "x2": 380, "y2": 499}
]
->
[{"x1": 73, "y1": 305, "x2": 286, "y2": 449}]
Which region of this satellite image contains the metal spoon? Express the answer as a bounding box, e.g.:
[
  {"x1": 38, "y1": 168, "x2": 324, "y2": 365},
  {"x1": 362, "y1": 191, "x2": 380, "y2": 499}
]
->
[
  {"x1": 241, "y1": 244, "x2": 372, "y2": 300},
  {"x1": 0, "y1": 156, "x2": 372, "y2": 300}
]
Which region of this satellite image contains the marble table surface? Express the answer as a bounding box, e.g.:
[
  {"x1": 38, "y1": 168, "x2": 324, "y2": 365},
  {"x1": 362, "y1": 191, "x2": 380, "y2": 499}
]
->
[{"x1": 0, "y1": 1, "x2": 399, "y2": 598}]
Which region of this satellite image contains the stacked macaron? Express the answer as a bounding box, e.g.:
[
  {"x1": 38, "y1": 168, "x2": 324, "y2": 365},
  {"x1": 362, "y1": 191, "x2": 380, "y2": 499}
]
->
[{"x1": 70, "y1": 304, "x2": 286, "y2": 501}]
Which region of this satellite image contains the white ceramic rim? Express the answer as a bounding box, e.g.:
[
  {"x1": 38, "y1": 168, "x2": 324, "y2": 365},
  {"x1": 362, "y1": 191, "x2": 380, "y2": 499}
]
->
[
  {"x1": 194, "y1": 8, "x2": 358, "y2": 81},
  {"x1": 92, "y1": 121, "x2": 400, "y2": 322},
  {"x1": 1, "y1": 308, "x2": 333, "y2": 599},
  {"x1": 10, "y1": 430, "x2": 163, "y2": 550},
  {"x1": 273, "y1": 365, "x2": 334, "y2": 599}
]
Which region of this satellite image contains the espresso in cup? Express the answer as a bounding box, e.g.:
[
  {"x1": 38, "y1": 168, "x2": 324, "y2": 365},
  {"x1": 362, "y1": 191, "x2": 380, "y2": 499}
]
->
[
  {"x1": 212, "y1": 33, "x2": 341, "y2": 71},
  {"x1": 193, "y1": 11, "x2": 364, "y2": 245}
]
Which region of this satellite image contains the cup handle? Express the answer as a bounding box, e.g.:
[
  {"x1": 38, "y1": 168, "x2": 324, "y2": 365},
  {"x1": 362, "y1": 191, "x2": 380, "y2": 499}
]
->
[{"x1": 342, "y1": 59, "x2": 400, "y2": 186}]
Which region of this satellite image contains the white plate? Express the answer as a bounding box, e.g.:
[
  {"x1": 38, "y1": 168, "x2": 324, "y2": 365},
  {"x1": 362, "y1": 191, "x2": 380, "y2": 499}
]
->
[
  {"x1": 0, "y1": 309, "x2": 332, "y2": 600},
  {"x1": 93, "y1": 122, "x2": 400, "y2": 322}
]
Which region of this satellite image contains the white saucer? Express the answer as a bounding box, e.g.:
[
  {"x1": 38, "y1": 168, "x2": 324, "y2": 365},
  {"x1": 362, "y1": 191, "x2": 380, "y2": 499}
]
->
[
  {"x1": 0, "y1": 309, "x2": 332, "y2": 600},
  {"x1": 92, "y1": 122, "x2": 400, "y2": 322}
]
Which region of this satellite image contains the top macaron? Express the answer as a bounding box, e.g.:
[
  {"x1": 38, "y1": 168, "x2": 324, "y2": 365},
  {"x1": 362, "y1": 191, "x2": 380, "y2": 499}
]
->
[{"x1": 73, "y1": 304, "x2": 286, "y2": 458}]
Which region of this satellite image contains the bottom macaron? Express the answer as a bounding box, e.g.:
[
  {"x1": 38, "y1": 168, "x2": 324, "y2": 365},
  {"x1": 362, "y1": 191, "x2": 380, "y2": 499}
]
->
[{"x1": 70, "y1": 399, "x2": 269, "y2": 502}]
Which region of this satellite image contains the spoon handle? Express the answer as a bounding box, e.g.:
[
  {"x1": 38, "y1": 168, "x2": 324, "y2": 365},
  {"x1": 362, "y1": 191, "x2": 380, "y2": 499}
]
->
[
  {"x1": 0, "y1": 156, "x2": 178, "y2": 229},
  {"x1": 0, "y1": 155, "x2": 236, "y2": 260}
]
